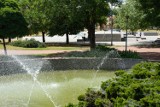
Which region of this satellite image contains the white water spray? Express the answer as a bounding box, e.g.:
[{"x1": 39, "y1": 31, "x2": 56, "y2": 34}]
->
[
  {"x1": 26, "y1": 80, "x2": 35, "y2": 107},
  {"x1": 11, "y1": 56, "x2": 58, "y2": 107},
  {"x1": 90, "y1": 50, "x2": 125, "y2": 87}
]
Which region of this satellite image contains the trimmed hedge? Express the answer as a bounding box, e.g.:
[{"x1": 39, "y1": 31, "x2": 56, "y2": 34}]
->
[
  {"x1": 10, "y1": 39, "x2": 46, "y2": 48},
  {"x1": 65, "y1": 45, "x2": 141, "y2": 59}
]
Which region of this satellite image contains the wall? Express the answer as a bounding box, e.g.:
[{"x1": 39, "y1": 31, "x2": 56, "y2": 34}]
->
[
  {"x1": 95, "y1": 34, "x2": 121, "y2": 42},
  {"x1": 0, "y1": 57, "x2": 144, "y2": 75}
]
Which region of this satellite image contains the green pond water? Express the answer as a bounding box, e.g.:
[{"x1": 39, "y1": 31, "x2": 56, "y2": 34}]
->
[{"x1": 0, "y1": 70, "x2": 115, "y2": 107}]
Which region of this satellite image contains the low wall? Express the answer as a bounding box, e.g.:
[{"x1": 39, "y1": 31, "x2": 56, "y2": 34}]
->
[
  {"x1": 0, "y1": 57, "x2": 143, "y2": 75},
  {"x1": 95, "y1": 34, "x2": 121, "y2": 42}
]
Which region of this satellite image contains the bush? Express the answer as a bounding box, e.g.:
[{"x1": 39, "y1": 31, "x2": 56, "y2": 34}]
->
[
  {"x1": 10, "y1": 39, "x2": 46, "y2": 48},
  {"x1": 119, "y1": 50, "x2": 141, "y2": 59},
  {"x1": 65, "y1": 45, "x2": 141, "y2": 59},
  {"x1": 10, "y1": 40, "x2": 23, "y2": 47},
  {"x1": 66, "y1": 62, "x2": 160, "y2": 107},
  {"x1": 96, "y1": 45, "x2": 116, "y2": 51}
]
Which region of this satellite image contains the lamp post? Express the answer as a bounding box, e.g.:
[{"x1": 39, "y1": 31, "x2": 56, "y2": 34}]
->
[
  {"x1": 110, "y1": 16, "x2": 113, "y2": 46},
  {"x1": 125, "y1": 15, "x2": 129, "y2": 51},
  {"x1": 110, "y1": 3, "x2": 113, "y2": 46}
]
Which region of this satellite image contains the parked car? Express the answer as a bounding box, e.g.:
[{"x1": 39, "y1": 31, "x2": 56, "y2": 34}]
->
[{"x1": 152, "y1": 39, "x2": 160, "y2": 45}]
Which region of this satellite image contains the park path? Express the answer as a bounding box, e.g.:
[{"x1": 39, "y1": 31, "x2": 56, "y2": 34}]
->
[{"x1": 0, "y1": 46, "x2": 160, "y2": 60}]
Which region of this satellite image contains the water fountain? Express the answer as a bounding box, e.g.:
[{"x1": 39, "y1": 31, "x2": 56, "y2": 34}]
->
[{"x1": 0, "y1": 51, "x2": 142, "y2": 107}]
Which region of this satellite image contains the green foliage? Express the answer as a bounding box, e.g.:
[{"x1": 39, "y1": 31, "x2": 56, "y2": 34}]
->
[
  {"x1": 78, "y1": 95, "x2": 85, "y2": 101},
  {"x1": 0, "y1": 0, "x2": 28, "y2": 55},
  {"x1": 65, "y1": 45, "x2": 141, "y2": 59},
  {"x1": 135, "y1": 0, "x2": 160, "y2": 27},
  {"x1": 0, "y1": 0, "x2": 28, "y2": 38},
  {"x1": 66, "y1": 46, "x2": 118, "y2": 58},
  {"x1": 95, "y1": 45, "x2": 116, "y2": 51},
  {"x1": 114, "y1": 0, "x2": 147, "y2": 31},
  {"x1": 75, "y1": 0, "x2": 111, "y2": 49},
  {"x1": 67, "y1": 62, "x2": 160, "y2": 107},
  {"x1": 10, "y1": 39, "x2": 46, "y2": 48},
  {"x1": 115, "y1": 70, "x2": 125, "y2": 76},
  {"x1": 48, "y1": 0, "x2": 83, "y2": 34},
  {"x1": 16, "y1": 0, "x2": 49, "y2": 35},
  {"x1": 118, "y1": 50, "x2": 142, "y2": 59},
  {"x1": 66, "y1": 45, "x2": 115, "y2": 57},
  {"x1": 65, "y1": 103, "x2": 76, "y2": 107},
  {"x1": 48, "y1": 0, "x2": 84, "y2": 44},
  {"x1": 76, "y1": 88, "x2": 112, "y2": 107}
]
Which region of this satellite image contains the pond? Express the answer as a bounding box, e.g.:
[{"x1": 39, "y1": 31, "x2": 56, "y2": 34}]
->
[{"x1": 0, "y1": 70, "x2": 115, "y2": 107}]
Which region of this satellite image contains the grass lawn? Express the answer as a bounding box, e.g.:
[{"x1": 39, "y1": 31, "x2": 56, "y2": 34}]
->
[{"x1": 0, "y1": 44, "x2": 89, "y2": 51}]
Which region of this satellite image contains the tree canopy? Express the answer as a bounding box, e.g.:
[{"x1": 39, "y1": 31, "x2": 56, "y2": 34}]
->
[
  {"x1": 114, "y1": 0, "x2": 146, "y2": 33},
  {"x1": 0, "y1": 0, "x2": 28, "y2": 38},
  {"x1": 16, "y1": 0, "x2": 49, "y2": 42},
  {"x1": 75, "y1": 0, "x2": 110, "y2": 49},
  {"x1": 136, "y1": 0, "x2": 160, "y2": 28},
  {"x1": 0, "y1": 0, "x2": 28, "y2": 55},
  {"x1": 48, "y1": 0, "x2": 84, "y2": 44}
]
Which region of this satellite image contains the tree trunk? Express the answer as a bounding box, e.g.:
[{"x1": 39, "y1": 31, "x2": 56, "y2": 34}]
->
[
  {"x1": 42, "y1": 31, "x2": 45, "y2": 43},
  {"x1": 132, "y1": 31, "x2": 135, "y2": 36},
  {"x1": 2, "y1": 37, "x2": 7, "y2": 55},
  {"x1": 66, "y1": 32, "x2": 69, "y2": 44},
  {"x1": 140, "y1": 31, "x2": 141, "y2": 37},
  {"x1": 88, "y1": 25, "x2": 96, "y2": 50},
  {"x1": 8, "y1": 37, "x2": 11, "y2": 43}
]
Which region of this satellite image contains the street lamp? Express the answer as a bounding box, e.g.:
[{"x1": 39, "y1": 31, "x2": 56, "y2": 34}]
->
[
  {"x1": 110, "y1": 3, "x2": 113, "y2": 46},
  {"x1": 110, "y1": 16, "x2": 113, "y2": 46},
  {"x1": 125, "y1": 15, "x2": 129, "y2": 51}
]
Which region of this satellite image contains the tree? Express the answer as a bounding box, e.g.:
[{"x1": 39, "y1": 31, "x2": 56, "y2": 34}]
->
[
  {"x1": 136, "y1": 0, "x2": 160, "y2": 28},
  {"x1": 48, "y1": 0, "x2": 83, "y2": 44},
  {"x1": 0, "y1": 0, "x2": 28, "y2": 55},
  {"x1": 17, "y1": 0, "x2": 49, "y2": 43},
  {"x1": 75, "y1": 0, "x2": 110, "y2": 49},
  {"x1": 114, "y1": 0, "x2": 146, "y2": 51},
  {"x1": 114, "y1": 0, "x2": 145, "y2": 34}
]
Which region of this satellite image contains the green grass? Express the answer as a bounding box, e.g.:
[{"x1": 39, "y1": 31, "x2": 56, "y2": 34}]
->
[{"x1": 0, "y1": 44, "x2": 89, "y2": 50}]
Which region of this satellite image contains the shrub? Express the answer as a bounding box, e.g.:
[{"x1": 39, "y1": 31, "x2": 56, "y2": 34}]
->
[
  {"x1": 66, "y1": 62, "x2": 160, "y2": 107},
  {"x1": 10, "y1": 39, "x2": 46, "y2": 48},
  {"x1": 96, "y1": 45, "x2": 116, "y2": 51},
  {"x1": 119, "y1": 50, "x2": 141, "y2": 59},
  {"x1": 65, "y1": 46, "x2": 141, "y2": 59},
  {"x1": 10, "y1": 40, "x2": 23, "y2": 47}
]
